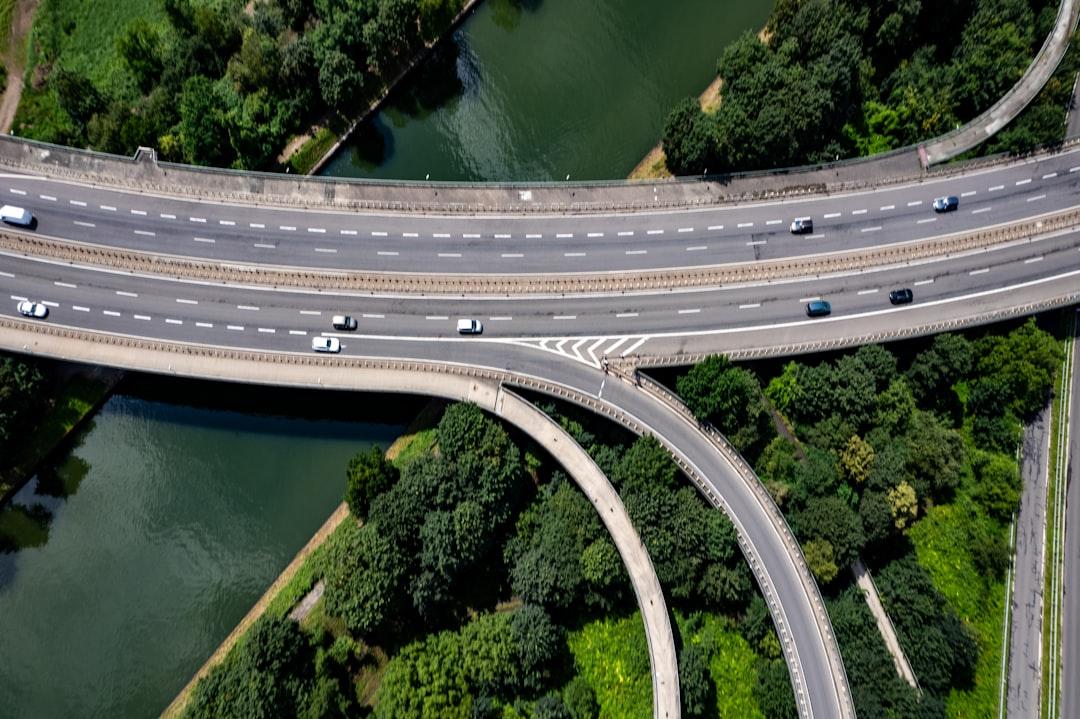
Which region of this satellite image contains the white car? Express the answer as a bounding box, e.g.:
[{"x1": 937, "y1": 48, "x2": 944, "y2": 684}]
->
[
  {"x1": 311, "y1": 336, "x2": 341, "y2": 353},
  {"x1": 456, "y1": 318, "x2": 483, "y2": 334},
  {"x1": 0, "y1": 205, "x2": 33, "y2": 227},
  {"x1": 16, "y1": 300, "x2": 47, "y2": 319}
]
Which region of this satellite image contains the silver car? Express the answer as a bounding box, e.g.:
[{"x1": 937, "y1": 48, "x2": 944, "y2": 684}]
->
[
  {"x1": 16, "y1": 300, "x2": 47, "y2": 319},
  {"x1": 311, "y1": 336, "x2": 341, "y2": 353}
]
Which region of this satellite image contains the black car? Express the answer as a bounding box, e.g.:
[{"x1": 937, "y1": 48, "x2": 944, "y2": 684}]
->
[
  {"x1": 805, "y1": 300, "x2": 832, "y2": 317},
  {"x1": 932, "y1": 196, "x2": 959, "y2": 212},
  {"x1": 889, "y1": 288, "x2": 914, "y2": 305}
]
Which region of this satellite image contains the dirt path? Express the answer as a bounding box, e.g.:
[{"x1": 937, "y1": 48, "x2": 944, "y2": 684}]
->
[{"x1": 0, "y1": 0, "x2": 38, "y2": 134}]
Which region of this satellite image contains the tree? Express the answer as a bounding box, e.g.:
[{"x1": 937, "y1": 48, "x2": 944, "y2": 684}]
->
[
  {"x1": 676, "y1": 355, "x2": 774, "y2": 456},
  {"x1": 840, "y1": 434, "x2": 874, "y2": 485},
  {"x1": 766, "y1": 361, "x2": 803, "y2": 415},
  {"x1": 971, "y1": 451, "x2": 1021, "y2": 521},
  {"x1": 178, "y1": 75, "x2": 232, "y2": 166},
  {"x1": 804, "y1": 538, "x2": 839, "y2": 584},
  {"x1": 874, "y1": 377, "x2": 916, "y2": 435},
  {"x1": 906, "y1": 410, "x2": 966, "y2": 501},
  {"x1": 318, "y1": 50, "x2": 364, "y2": 110},
  {"x1": 611, "y1": 434, "x2": 679, "y2": 494},
  {"x1": 859, "y1": 491, "x2": 895, "y2": 546},
  {"x1": 0, "y1": 356, "x2": 44, "y2": 446},
  {"x1": 662, "y1": 97, "x2": 717, "y2": 175},
  {"x1": 51, "y1": 67, "x2": 106, "y2": 137},
  {"x1": 563, "y1": 675, "x2": 598, "y2": 719},
  {"x1": 363, "y1": 0, "x2": 420, "y2": 74},
  {"x1": 886, "y1": 481, "x2": 918, "y2": 529},
  {"x1": 322, "y1": 523, "x2": 408, "y2": 637},
  {"x1": 117, "y1": 19, "x2": 165, "y2": 93},
  {"x1": 794, "y1": 496, "x2": 865, "y2": 567},
  {"x1": 227, "y1": 27, "x2": 281, "y2": 94},
  {"x1": 534, "y1": 694, "x2": 572, "y2": 719},
  {"x1": 345, "y1": 445, "x2": 399, "y2": 519},
  {"x1": 906, "y1": 333, "x2": 972, "y2": 415},
  {"x1": 679, "y1": 642, "x2": 716, "y2": 718},
  {"x1": 511, "y1": 604, "x2": 565, "y2": 693}
]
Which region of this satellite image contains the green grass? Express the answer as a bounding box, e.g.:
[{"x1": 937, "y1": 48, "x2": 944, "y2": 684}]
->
[
  {"x1": 288, "y1": 127, "x2": 339, "y2": 175},
  {"x1": 390, "y1": 428, "x2": 437, "y2": 469},
  {"x1": 0, "y1": 0, "x2": 15, "y2": 53},
  {"x1": 909, "y1": 498, "x2": 1007, "y2": 717}
]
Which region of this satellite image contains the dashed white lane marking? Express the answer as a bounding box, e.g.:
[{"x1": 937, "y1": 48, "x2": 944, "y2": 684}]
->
[
  {"x1": 489, "y1": 316, "x2": 513, "y2": 321},
  {"x1": 618, "y1": 231, "x2": 634, "y2": 236},
  {"x1": 621, "y1": 337, "x2": 648, "y2": 356},
  {"x1": 502, "y1": 253, "x2": 524, "y2": 258},
  {"x1": 678, "y1": 227, "x2": 694, "y2": 232},
  {"x1": 914, "y1": 278, "x2": 934, "y2": 286},
  {"x1": 824, "y1": 212, "x2": 841, "y2": 218},
  {"x1": 989, "y1": 185, "x2": 1004, "y2": 191},
  {"x1": 616, "y1": 312, "x2": 639, "y2": 318},
  {"x1": 1027, "y1": 194, "x2": 1046, "y2": 202},
  {"x1": 464, "y1": 233, "x2": 481, "y2": 239},
  {"x1": 70, "y1": 200, "x2": 87, "y2": 207},
  {"x1": 131, "y1": 209, "x2": 147, "y2": 216},
  {"x1": 1044, "y1": 172, "x2": 1058, "y2": 179},
  {"x1": 73, "y1": 220, "x2": 95, "y2": 228},
  {"x1": 134, "y1": 229, "x2": 155, "y2": 236},
  {"x1": 371, "y1": 230, "x2": 387, "y2": 237},
  {"x1": 861, "y1": 226, "x2": 882, "y2": 232},
  {"x1": 553, "y1": 315, "x2": 577, "y2": 320},
  {"x1": 556, "y1": 233, "x2": 573, "y2": 238},
  {"x1": 1025, "y1": 256, "x2": 1044, "y2": 264},
  {"x1": 0, "y1": 271, "x2": 12, "y2": 277},
  {"x1": 54, "y1": 281, "x2": 76, "y2": 288},
  {"x1": 72, "y1": 305, "x2": 89, "y2": 312},
  {"x1": 299, "y1": 310, "x2": 321, "y2": 315},
  {"x1": 377, "y1": 251, "x2": 399, "y2": 256},
  {"x1": 134, "y1": 314, "x2": 151, "y2": 321},
  {"x1": 237, "y1": 305, "x2": 259, "y2": 311},
  {"x1": 257, "y1": 327, "x2": 274, "y2": 333},
  {"x1": 314, "y1": 248, "x2": 337, "y2": 253},
  {"x1": 40, "y1": 194, "x2": 56, "y2": 201},
  {"x1": 647, "y1": 229, "x2": 664, "y2": 235},
  {"x1": 227, "y1": 325, "x2": 244, "y2": 331},
  {"x1": 678, "y1": 308, "x2": 701, "y2": 314},
  {"x1": 197, "y1": 322, "x2": 213, "y2": 328},
  {"x1": 969, "y1": 268, "x2": 990, "y2": 275},
  {"x1": 8, "y1": 188, "x2": 24, "y2": 195},
  {"x1": 625, "y1": 249, "x2": 647, "y2": 255},
  {"x1": 708, "y1": 225, "x2": 723, "y2": 230},
  {"x1": 434, "y1": 233, "x2": 450, "y2": 238},
  {"x1": 41, "y1": 301, "x2": 58, "y2": 308},
  {"x1": 288, "y1": 330, "x2": 306, "y2": 336},
  {"x1": 1016, "y1": 178, "x2": 1031, "y2": 186},
  {"x1": 161, "y1": 213, "x2": 176, "y2": 219},
  {"x1": 193, "y1": 237, "x2": 215, "y2": 243},
  {"x1": 798, "y1": 296, "x2": 821, "y2": 302},
  {"x1": 426, "y1": 315, "x2": 449, "y2": 320},
  {"x1": 253, "y1": 243, "x2": 275, "y2": 248},
  {"x1": 101, "y1": 205, "x2": 116, "y2": 211},
  {"x1": 917, "y1": 218, "x2": 936, "y2": 224},
  {"x1": 857, "y1": 288, "x2": 879, "y2": 295},
  {"x1": 280, "y1": 225, "x2": 295, "y2": 231},
  {"x1": 438, "y1": 252, "x2": 462, "y2": 258},
  {"x1": 361, "y1": 313, "x2": 384, "y2": 319},
  {"x1": 116, "y1": 291, "x2": 137, "y2": 297},
  {"x1": 219, "y1": 220, "x2": 235, "y2": 226},
  {"x1": 190, "y1": 216, "x2": 206, "y2": 223},
  {"x1": 746, "y1": 240, "x2": 766, "y2": 246},
  {"x1": 739, "y1": 303, "x2": 761, "y2": 309},
  {"x1": 166, "y1": 319, "x2": 183, "y2": 325},
  {"x1": 906, "y1": 200, "x2": 922, "y2": 206},
  {"x1": 176, "y1": 298, "x2": 197, "y2": 305},
  {"x1": 807, "y1": 233, "x2": 825, "y2": 239},
  {"x1": 494, "y1": 234, "x2": 511, "y2": 239},
  {"x1": 686, "y1": 245, "x2": 707, "y2": 251},
  {"x1": 526, "y1": 233, "x2": 542, "y2": 239},
  {"x1": 972, "y1": 207, "x2": 991, "y2": 214},
  {"x1": 961, "y1": 190, "x2": 977, "y2": 197},
  {"x1": 737, "y1": 222, "x2": 753, "y2": 228},
  {"x1": 340, "y1": 229, "x2": 357, "y2": 235},
  {"x1": 9, "y1": 294, "x2": 25, "y2": 301},
  {"x1": 564, "y1": 252, "x2": 586, "y2": 257},
  {"x1": 766, "y1": 220, "x2": 782, "y2": 225},
  {"x1": 403, "y1": 232, "x2": 419, "y2": 238},
  {"x1": 851, "y1": 209, "x2": 867, "y2": 215},
  {"x1": 1070, "y1": 166, "x2": 1080, "y2": 173},
  {"x1": 250, "y1": 222, "x2": 265, "y2": 229},
  {"x1": 308, "y1": 227, "x2": 326, "y2": 234},
  {"x1": 880, "y1": 205, "x2": 895, "y2": 211},
  {"x1": 103, "y1": 310, "x2": 120, "y2": 317},
  {"x1": 588, "y1": 232, "x2": 604, "y2": 238}
]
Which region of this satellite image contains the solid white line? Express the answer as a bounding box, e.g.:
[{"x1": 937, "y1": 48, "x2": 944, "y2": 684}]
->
[
  {"x1": 100, "y1": 205, "x2": 116, "y2": 211},
  {"x1": 1027, "y1": 194, "x2": 1047, "y2": 202},
  {"x1": 176, "y1": 298, "x2": 197, "y2": 304},
  {"x1": 103, "y1": 310, "x2": 120, "y2": 317},
  {"x1": 8, "y1": 188, "x2": 24, "y2": 195},
  {"x1": 288, "y1": 330, "x2": 306, "y2": 335},
  {"x1": 69, "y1": 199, "x2": 86, "y2": 206},
  {"x1": 914, "y1": 278, "x2": 934, "y2": 286},
  {"x1": 425, "y1": 315, "x2": 449, "y2": 320},
  {"x1": 134, "y1": 314, "x2": 151, "y2": 321},
  {"x1": 237, "y1": 305, "x2": 259, "y2": 311},
  {"x1": 434, "y1": 233, "x2": 450, "y2": 238},
  {"x1": 253, "y1": 243, "x2": 275, "y2": 249},
  {"x1": 852, "y1": 209, "x2": 867, "y2": 215},
  {"x1": 707, "y1": 225, "x2": 723, "y2": 230},
  {"x1": 361, "y1": 313, "x2": 384, "y2": 319},
  {"x1": 1043, "y1": 172, "x2": 1058, "y2": 179},
  {"x1": 961, "y1": 191, "x2": 977, "y2": 197},
  {"x1": 917, "y1": 218, "x2": 937, "y2": 224},
  {"x1": 970, "y1": 268, "x2": 990, "y2": 275},
  {"x1": 824, "y1": 212, "x2": 841, "y2": 218},
  {"x1": 161, "y1": 213, "x2": 176, "y2": 219},
  {"x1": 557, "y1": 233, "x2": 573, "y2": 238},
  {"x1": 857, "y1": 288, "x2": 879, "y2": 295},
  {"x1": 502, "y1": 253, "x2": 524, "y2": 258},
  {"x1": 40, "y1": 195, "x2": 55, "y2": 201},
  {"x1": 880, "y1": 205, "x2": 895, "y2": 210},
  {"x1": 54, "y1": 281, "x2": 76, "y2": 288},
  {"x1": 280, "y1": 225, "x2": 295, "y2": 231},
  {"x1": 553, "y1": 315, "x2": 577, "y2": 320},
  {"x1": 989, "y1": 184, "x2": 1004, "y2": 191},
  {"x1": 626, "y1": 250, "x2": 647, "y2": 255},
  {"x1": 463, "y1": 233, "x2": 480, "y2": 239},
  {"x1": 861, "y1": 226, "x2": 882, "y2": 233},
  {"x1": 377, "y1": 251, "x2": 399, "y2": 256},
  {"x1": 314, "y1": 248, "x2": 337, "y2": 253},
  {"x1": 299, "y1": 310, "x2": 321, "y2": 316},
  {"x1": 166, "y1": 319, "x2": 183, "y2": 325},
  {"x1": 678, "y1": 227, "x2": 694, "y2": 232},
  {"x1": 130, "y1": 209, "x2": 147, "y2": 216},
  {"x1": 616, "y1": 312, "x2": 639, "y2": 318},
  {"x1": 134, "y1": 230, "x2": 155, "y2": 236},
  {"x1": 746, "y1": 240, "x2": 766, "y2": 246},
  {"x1": 737, "y1": 222, "x2": 754, "y2": 228},
  {"x1": 972, "y1": 207, "x2": 992, "y2": 214},
  {"x1": 564, "y1": 252, "x2": 587, "y2": 257},
  {"x1": 739, "y1": 303, "x2": 760, "y2": 309},
  {"x1": 227, "y1": 325, "x2": 244, "y2": 331},
  {"x1": 618, "y1": 231, "x2": 634, "y2": 236},
  {"x1": 190, "y1": 216, "x2": 206, "y2": 223},
  {"x1": 907, "y1": 200, "x2": 922, "y2": 206},
  {"x1": 678, "y1": 308, "x2": 701, "y2": 314},
  {"x1": 308, "y1": 228, "x2": 326, "y2": 234},
  {"x1": 72, "y1": 305, "x2": 90, "y2": 312},
  {"x1": 250, "y1": 222, "x2": 265, "y2": 229},
  {"x1": 588, "y1": 232, "x2": 604, "y2": 238},
  {"x1": 1025, "y1": 256, "x2": 1044, "y2": 264},
  {"x1": 257, "y1": 327, "x2": 274, "y2": 333},
  {"x1": 371, "y1": 231, "x2": 387, "y2": 236},
  {"x1": 196, "y1": 322, "x2": 213, "y2": 328},
  {"x1": 73, "y1": 220, "x2": 95, "y2": 228},
  {"x1": 621, "y1": 337, "x2": 648, "y2": 356},
  {"x1": 686, "y1": 245, "x2": 707, "y2": 251},
  {"x1": 219, "y1": 220, "x2": 235, "y2": 226},
  {"x1": 1016, "y1": 178, "x2": 1032, "y2": 186},
  {"x1": 438, "y1": 253, "x2": 462, "y2": 258}
]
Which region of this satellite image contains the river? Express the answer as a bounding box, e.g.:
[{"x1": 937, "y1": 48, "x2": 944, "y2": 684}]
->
[
  {"x1": 319, "y1": 0, "x2": 772, "y2": 181},
  {"x1": 0, "y1": 376, "x2": 409, "y2": 718}
]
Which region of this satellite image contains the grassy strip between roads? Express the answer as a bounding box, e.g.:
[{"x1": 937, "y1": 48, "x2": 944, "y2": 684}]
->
[
  {"x1": 0, "y1": 372, "x2": 115, "y2": 500},
  {"x1": 1041, "y1": 311, "x2": 1075, "y2": 719}
]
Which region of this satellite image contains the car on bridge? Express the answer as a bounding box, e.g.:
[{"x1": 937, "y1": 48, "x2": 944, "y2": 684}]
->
[
  {"x1": 790, "y1": 217, "x2": 814, "y2": 234},
  {"x1": 16, "y1": 300, "x2": 47, "y2": 319},
  {"x1": 311, "y1": 336, "x2": 340, "y2": 353},
  {"x1": 0, "y1": 205, "x2": 34, "y2": 227},
  {"x1": 805, "y1": 300, "x2": 832, "y2": 317},
  {"x1": 457, "y1": 318, "x2": 483, "y2": 334},
  {"x1": 933, "y1": 195, "x2": 959, "y2": 212},
  {"x1": 332, "y1": 315, "x2": 357, "y2": 331},
  {"x1": 889, "y1": 288, "x2": 914, "y2": 304}
]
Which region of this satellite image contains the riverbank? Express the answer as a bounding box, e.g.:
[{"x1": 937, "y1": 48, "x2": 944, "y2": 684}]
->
[
  {"x1": 0, "y1": 362, "x2": 121, "y2": 505},
  {"x1": 293, "y1": 0, "x2": 484, "y2": 175}
]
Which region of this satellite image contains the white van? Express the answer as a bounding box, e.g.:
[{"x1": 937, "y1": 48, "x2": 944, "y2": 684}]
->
[{"x1": 0, "y1": 205, "x2": 34, "y2": 227}]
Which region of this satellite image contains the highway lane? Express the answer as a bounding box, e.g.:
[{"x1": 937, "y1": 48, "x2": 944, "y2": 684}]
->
[{"x1": 4, "y1": 148, "x2": 1080, "y2": 274}]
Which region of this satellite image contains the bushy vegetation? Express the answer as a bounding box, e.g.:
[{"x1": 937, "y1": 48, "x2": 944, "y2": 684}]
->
[
  {"x1": 674, "y1": 317, "x2": 1062, "y2": 715},
  {"x1": 17, "y1": 0, "x2": 467, "y2": 169},
  {"x1": 661, "y1": 0, "x2": 1060, "y2": 174}
]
